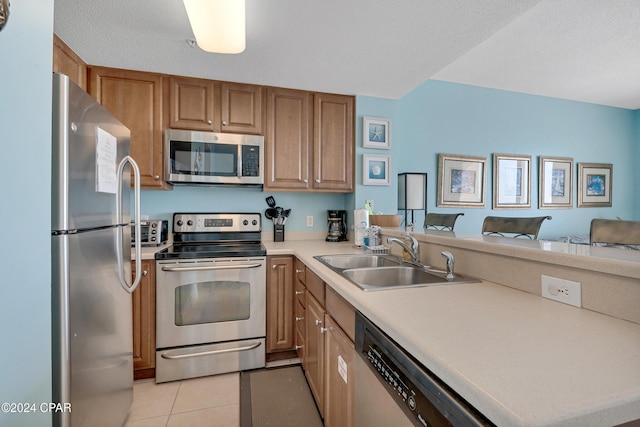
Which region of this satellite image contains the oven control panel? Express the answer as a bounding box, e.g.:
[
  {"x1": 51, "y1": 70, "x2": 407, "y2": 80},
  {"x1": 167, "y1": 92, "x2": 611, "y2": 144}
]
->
[{"x1": 173, "y1": 213, "x2": 261, "y2": 233}]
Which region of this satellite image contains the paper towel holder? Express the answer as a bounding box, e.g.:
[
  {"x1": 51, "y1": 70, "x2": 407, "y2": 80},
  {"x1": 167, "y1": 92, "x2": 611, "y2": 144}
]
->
[{"x1": 398, "y1": 172, "x2": 427, "y2": 229}]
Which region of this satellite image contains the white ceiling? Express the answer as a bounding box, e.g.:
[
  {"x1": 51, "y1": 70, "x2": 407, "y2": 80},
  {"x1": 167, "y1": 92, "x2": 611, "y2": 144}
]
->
[{"x1": 54, "y1": 0, "x2": 640, "y2": 110}]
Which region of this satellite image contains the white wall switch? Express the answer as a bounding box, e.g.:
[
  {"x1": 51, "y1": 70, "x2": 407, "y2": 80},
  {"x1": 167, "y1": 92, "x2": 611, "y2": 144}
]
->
[
  {"x1": 306, "y1": 215, "x2": 314, "y2": 227},
  {"x1": 541, "y1": 275, "x2": 582, "y2": 307}
]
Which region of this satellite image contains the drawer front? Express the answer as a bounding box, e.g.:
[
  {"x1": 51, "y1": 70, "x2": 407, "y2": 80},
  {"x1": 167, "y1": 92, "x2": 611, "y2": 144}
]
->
[
  {"x1": 295, "y1": 299, "x2": 306, "y2": 337},
  {"x1": 295, "y1": 258, "x2": 306, "y2": 285},
  {"x1": 326, "y1": 286, "x2": 355, "y2": 342},
  {"x1": 306, "y1": 268, "x2": 325, "y2": 305}
]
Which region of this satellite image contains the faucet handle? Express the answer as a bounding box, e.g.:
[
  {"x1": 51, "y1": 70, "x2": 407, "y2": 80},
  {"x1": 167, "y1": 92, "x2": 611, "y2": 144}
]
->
[{"x1": 441, "y1": 251, "x2": 455, "y2": 281}]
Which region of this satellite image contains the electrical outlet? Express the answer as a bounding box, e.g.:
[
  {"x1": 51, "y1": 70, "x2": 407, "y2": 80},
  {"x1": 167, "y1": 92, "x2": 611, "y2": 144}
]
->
[
  {"x1": 365, "y1": 199, "x2": 374, "y2": 212},
  {"x1": 541, "y1": 275, "x2": 582, "y2": 307},
  {"x1": 306, "y1": 215, "x2": 314, "y2": 227}
]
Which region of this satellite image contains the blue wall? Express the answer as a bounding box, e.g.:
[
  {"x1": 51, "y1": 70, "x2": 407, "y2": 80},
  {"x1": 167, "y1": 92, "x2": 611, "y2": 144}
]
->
[
  {"x1": 357, "y1": 81, "x2": 638, "y2": 239},
  {"x1": 0, "y1": 1, "x2": 53, "y2": 426}
]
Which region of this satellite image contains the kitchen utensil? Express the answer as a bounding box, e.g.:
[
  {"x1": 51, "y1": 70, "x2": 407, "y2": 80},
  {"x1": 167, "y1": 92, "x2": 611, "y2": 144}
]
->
[
  {"x1": 265, "y1": 208, "x2": 275, "y2": 220},
  {"x1": 265, "y1": 196, "x2": 276, "y2": 208},
  {"x1": 275, "y1": 206, "x2": 283, "y2": 218}
]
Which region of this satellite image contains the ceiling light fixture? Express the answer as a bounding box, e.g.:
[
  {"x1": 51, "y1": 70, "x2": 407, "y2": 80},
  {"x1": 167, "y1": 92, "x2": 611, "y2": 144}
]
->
[{"x1": 183, "y1": 0, "x2": 246, "y2": 54}]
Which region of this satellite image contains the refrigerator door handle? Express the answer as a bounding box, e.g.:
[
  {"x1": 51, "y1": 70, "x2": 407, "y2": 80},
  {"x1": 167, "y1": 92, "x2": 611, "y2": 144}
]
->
[{"x1": 116, "y1": 155, "x2": 143, "y2": 294}]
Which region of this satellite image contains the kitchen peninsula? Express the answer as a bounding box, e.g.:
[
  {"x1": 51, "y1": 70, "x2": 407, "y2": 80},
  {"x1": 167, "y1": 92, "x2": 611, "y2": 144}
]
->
[{"x1": 264, "y1": 231, "x2": 640, "y2": 427}]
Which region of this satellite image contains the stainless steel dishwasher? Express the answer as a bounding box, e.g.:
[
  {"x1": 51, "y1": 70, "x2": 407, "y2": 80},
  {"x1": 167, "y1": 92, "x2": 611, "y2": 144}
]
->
[{"x1": 355, "y1": 312, "x2": 494, "y2": 427}]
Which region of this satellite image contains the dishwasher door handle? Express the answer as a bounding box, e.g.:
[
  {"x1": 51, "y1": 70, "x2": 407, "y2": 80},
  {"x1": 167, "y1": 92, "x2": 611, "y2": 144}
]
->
[{"x1": 161, "y1": 263, "x2": 263, "y2": 272}]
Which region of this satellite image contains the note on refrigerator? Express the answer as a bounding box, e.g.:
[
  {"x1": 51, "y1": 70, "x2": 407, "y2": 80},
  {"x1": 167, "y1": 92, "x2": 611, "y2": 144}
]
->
[{"x1": 95, "y1": 126, "x2": 118, "y2": 194}]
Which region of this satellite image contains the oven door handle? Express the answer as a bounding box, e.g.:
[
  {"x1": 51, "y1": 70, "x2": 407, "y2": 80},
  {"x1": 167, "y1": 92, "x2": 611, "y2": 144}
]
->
[
  {"x1": 160, "y1": 341, "x2": 262, "y2": 360},
  {"x1": 161, "y1": 263, "x2": 263, "y2": 272}
]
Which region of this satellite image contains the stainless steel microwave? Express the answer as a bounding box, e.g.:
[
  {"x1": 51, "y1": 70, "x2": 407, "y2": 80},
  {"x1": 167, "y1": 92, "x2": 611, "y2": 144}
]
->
[{"x1": 165, "y1": 129, "x2": 264, "y2": 186}]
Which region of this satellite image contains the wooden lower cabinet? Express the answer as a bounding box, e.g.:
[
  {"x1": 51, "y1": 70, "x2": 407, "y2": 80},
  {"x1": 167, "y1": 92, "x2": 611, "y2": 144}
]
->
[
  {"x1": 132, "y1": 260, "x2": 156, "y2": 380},
  {"x1": 266, "y1": 256, "x2": 295, "y2": 353},
  {"x1": 324, "y1": 315, "x2": 355, "y2": 427},
  {"x1": 305, "y1": 293, "x2": 326, "y2": 417}
]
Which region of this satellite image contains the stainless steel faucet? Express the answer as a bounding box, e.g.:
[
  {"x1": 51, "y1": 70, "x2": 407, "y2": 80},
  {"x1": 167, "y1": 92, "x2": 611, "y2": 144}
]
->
[
  {"x1": 441, "y1": 251, "x2": 455, "y2": 280},
  {"x1": 386, "y1": 234, "x2": 420, "y2": 264}
]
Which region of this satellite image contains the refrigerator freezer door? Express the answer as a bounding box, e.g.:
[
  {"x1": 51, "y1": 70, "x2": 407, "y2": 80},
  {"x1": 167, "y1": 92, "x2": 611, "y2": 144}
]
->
[
  {"x1": 51, "y1": 73, "x2": 131, "y2": 232},
  {"x1": 52, "y1": 227, "x2": 133, "y2": 427}
]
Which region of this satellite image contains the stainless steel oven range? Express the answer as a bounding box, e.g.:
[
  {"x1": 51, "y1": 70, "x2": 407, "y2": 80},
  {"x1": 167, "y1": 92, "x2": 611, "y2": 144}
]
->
[{"x1": 154, "y1": 212, "x2": 266, "y2": 383}]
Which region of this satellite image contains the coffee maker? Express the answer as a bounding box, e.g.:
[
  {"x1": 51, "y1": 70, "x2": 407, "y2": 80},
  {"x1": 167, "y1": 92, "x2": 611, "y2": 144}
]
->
[{"x1": 326, "y1": 210, "x2": 348, "y2": 242}]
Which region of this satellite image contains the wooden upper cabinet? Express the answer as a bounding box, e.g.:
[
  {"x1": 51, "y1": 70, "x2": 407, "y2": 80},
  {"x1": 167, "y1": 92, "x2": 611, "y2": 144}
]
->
[
  {"x1": 88, "y1": 67, "x2": 168, "y2": 189},
  {"x1": 53, "y1": 35, "x2": 87, "y2": 91},
  {"x1": 167, "y1": 76, "x2": 216, "y2": 132},
  {"x1": 265, "y1": 87, "x2": 312, "y2": 190},
  {"x1": 265, "y1": 89, "x2": 354, "y2": 193},
  {"x1": 313, "y1": 93, "x2": 354, "y2": 191},
  {"x1": 220, "y1": 82, "x2": 263, "y2": 134}
]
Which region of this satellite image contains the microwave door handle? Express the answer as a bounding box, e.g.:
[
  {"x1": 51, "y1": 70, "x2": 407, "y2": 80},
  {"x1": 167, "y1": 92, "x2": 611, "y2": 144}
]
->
[
  {"x1": 116, "y1": 155, "x2": 143, "y2": 294},
  {"x1": 237, "y1": 144, "x2": 242, "y2": 177}
]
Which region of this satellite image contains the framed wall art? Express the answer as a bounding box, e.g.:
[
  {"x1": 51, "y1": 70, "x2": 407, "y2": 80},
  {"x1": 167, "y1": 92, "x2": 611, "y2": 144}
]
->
[
  {"x1": 363, "y1": 154, "x2": 390, "y2": 186},
  {"x1": 493, "y1": 153, "x2": 531, "y2": 209},
  {"x1": 436, "y1": 153, "x2": 486, "y2": 208},
  {"x1": 539, "y1": 156, "x2": 573, "y2": 209},
  {"x1": 362, "y1": 116, "x2": 391, "y2": 149},
  {"x1": 577, "y1": 162, "x2": 612, "y2": 207}
]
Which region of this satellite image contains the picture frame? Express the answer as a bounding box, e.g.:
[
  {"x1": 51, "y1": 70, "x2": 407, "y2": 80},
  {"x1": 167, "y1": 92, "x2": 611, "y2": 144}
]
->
[
  {"x1": 577, "y1": 162, "x2": 612, "y2": 207},
  {"x1": 362, "y1": 116, "x2": 391, "y2": 149},
  {"x1": 436, "y1": 153, "x2": 486, "y2": 208},
  {"x1": 493, "y1": 153, "x2": 532, "y2": 209},
  {"x1": 539, "y1": 156, "x2": 573, "y2": 209},
  {"x1": 362, "y1": 154, "x2": 391, "y2": 186}
]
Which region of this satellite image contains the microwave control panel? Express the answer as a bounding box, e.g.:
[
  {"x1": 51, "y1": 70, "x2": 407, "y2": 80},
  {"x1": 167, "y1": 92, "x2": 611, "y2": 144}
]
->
[{"x1": 241, "y1": 145, "x2": 261, "y2": 177}]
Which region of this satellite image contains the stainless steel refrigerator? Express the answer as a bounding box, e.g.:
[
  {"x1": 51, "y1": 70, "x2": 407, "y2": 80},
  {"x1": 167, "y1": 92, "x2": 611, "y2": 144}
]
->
[{"x1": 51, "y1": 73, "x2": 142, "y2": 427}]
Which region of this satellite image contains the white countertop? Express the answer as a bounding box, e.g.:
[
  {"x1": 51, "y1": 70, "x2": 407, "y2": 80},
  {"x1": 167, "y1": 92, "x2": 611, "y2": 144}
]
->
[{"x1": 264, "y1": 239, "x2": 640, "y2": 427}]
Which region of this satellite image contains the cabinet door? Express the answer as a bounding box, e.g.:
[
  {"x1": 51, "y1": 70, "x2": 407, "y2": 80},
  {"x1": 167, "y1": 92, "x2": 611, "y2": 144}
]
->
[
  {"x1": 132, "y1": 260, "x2": 156, "y2": 380},
  {"x1": 88, "y1": 67, "x2": 168, "y2": 189},
  {"x1": 220, "y1": 82, "x2": 263, "y2": 134},
  {"x1": 305, "y1": 293, "x2": 326, "y2": 417},
  {"x1": 266, "y1": 256, "x2": 295, "y2": 353},
  {"x1": 324, "y1": 315, "x2": 355, "y2": 427},
  {"x1": 53, "y1": 35, "x2": 87, "y2": 91},
  {"x1": 313, "y1": 93, "x2": 354, "y2": 191},
  {"x1": 265, "y1": 87, "x2": 312, "y2": 190},
  {"x1": 167, "y1": 76, "x2": 216, "y2": 131}
]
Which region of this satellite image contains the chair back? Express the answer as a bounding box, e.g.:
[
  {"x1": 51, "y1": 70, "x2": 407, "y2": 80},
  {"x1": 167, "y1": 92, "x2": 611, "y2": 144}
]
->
[
  {"x1": 424, "y1": 213, "x2": 464, "y2": 231},
  {"x1": 482, "y1": 216, "x2": 552, "y2": 239},
  {"x1": 589, "y1": 218, "x2": 640, "y2": 249}
]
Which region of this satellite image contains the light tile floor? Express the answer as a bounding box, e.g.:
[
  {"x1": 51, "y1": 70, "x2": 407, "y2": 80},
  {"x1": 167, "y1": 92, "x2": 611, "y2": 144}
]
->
[{"x1": 126, "y1": 373, "x2": 240, "y2": 427}]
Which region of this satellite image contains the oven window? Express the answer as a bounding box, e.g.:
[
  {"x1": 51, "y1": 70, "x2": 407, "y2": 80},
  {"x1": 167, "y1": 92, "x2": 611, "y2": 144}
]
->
[{"x1": 175, "y1": 280, "x2": 250, "y2": 326}]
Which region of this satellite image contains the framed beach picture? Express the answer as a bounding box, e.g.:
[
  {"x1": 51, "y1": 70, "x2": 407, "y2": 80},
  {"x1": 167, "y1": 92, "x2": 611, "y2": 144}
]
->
[
  {"x1": 577, "y1": 162, "x2": 612, "y2": 207},
  {"x1": 362, "y1": 154, "x2": 390, "y2": 186},
  {"x1": 437, "y1": 153, "x2": 486, "y2": 208},
  {"x1": 493, "y1": 153, "x2": 532, "y2": 209},
  {"x1": 539, "y1": 156, "x2": 573, "y2": 209},
  {"x1": 362, "y1": 117, "x2": 391, "y2": 149}
]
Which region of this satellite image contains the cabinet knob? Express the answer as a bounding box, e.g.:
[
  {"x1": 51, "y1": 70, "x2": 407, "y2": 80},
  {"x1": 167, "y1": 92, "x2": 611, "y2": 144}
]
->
[
  {"x1": 315, "y1": 179, "x2": 321, "y2": 183},
  {"x1": 272, "y1": 265, "x2": 277, "y2": 269},
  {"x1": 295, "y1": 290, "x2": 304, "y2": 296},
  {"x1": 154, "y1": 175, "x2": 160, "y2": 180},
  {"x1": 295, "y1": 316, "x2": 304, "y2": 321},
  {"x1": 320, "y1": 327, "x2": 328, "y2": 334},
  {"x1": 222, "y1": 120, "x2": 228, "y2": 126},
  {"x1": 303, "y1": 179, "x2": 308, "y2": 183},
  {"x1": 295, "y1": 269, "x2": 304, "y2": 274},
  {"x1": 295, "y1": 345, "x2": 303, "y2": 350},
  {"x1": 207, "y1": 119, "x2": 212, "y2": 125},
  {"x1": 315, "y1": 319, "x2": 322, "y2": 326},
  {"x1": 142, "y1": 270, "x2": 148, "y2": 276}
]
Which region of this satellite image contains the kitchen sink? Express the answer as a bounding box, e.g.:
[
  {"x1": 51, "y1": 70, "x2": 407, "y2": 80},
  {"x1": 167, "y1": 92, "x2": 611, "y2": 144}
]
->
[
  {"x1": 314, "y1": 254, "x2": 479, "y2": 291},
  {"x1": 315, "y1": 254, "x2": 402, "y2": 269}
]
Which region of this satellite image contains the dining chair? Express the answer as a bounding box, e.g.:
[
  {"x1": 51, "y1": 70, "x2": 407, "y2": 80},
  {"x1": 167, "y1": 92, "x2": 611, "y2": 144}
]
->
[
  {"x1": 589, "y1": 218, "x2": 640, "y2": 249},
  {"x1": 423, "y1": 213, "x2": 464, "y2": 231},
  {"x1": 481, "y1": 215, "x2": 552, "y2": 239}
]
